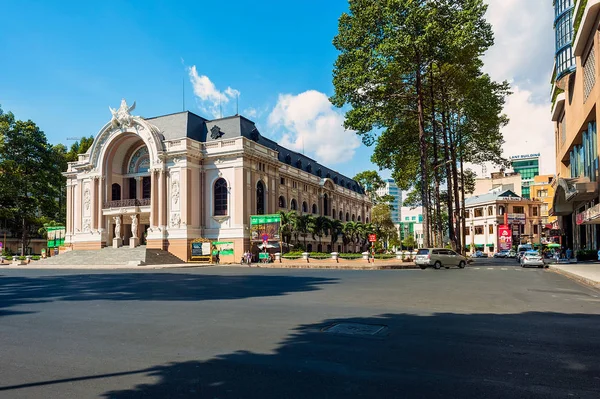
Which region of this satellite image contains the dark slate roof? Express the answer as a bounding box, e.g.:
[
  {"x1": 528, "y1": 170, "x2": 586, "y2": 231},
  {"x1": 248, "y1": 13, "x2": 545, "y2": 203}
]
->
[
  {"x1": 147, "y1": 111, "x2": 207, "y2": 142},
  {"x1": 147, "y1": 112, "x2": 365, "y2": 195}
]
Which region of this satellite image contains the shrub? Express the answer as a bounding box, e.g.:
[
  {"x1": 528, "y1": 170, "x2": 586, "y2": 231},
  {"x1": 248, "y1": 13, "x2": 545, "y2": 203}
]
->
[{"x1": 31, "y1": 255, "x2": 40, "y2": 261}]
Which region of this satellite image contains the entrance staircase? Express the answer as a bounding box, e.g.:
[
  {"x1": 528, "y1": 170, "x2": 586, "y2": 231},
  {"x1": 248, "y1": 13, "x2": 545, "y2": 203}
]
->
[{"x1": 38, "y1": 245, "x2": 185, "y2": 266}]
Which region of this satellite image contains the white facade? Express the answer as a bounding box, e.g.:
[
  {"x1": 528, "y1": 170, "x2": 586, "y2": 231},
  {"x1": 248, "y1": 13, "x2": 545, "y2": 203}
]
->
[{"x1": 398, "y1": 206, "x2": 424, "y2": 248}]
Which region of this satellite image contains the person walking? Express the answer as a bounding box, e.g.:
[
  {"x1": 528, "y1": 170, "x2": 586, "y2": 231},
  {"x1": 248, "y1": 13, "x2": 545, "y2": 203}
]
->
[
  {"x1": 566, "y1": 247, "x2": 572, "y2": 260},
  {"x1": 215, "y1": 250, "x2": 220, "y2": 265}
]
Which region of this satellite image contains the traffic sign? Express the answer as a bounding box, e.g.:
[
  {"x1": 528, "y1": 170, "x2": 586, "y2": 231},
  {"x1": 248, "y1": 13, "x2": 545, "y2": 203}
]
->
[{"x1": 368, "y1": 234, "x2": 377, "y2": 242}]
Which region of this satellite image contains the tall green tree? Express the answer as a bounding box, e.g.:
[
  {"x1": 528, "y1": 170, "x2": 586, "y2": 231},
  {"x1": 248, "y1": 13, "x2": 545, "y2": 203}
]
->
[
  {"x1": 329, "y1": 219, "x2": 344, "y2": 252},
  {"x1": 331, "y1": 0, "x2": 505, "y2": 251},
  {"x1": 279, "y1": 210, "x2": 297, "y2": 254},
  {"x1": 295, "y1": 214, "x2": 315, "y2": 251},
  {"x1": 371, "y1": 203, "x2": 397, "y2": 249},
  {"x1": 312, "y1": 216, "x2": 330, "y2": 251},
  {"x1": 0, "y1": 107, "x2": 63, "y2": 255}
]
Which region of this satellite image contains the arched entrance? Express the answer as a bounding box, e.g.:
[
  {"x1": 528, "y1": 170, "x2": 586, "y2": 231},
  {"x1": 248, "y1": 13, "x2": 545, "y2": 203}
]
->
[{"x1": 100, "y1": 135, "x2": 153, "y2": 246}]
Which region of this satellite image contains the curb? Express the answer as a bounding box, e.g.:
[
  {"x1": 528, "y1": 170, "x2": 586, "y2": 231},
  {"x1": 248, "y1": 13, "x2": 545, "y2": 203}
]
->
[{"x1": 548, "y1": 266, "x2": 600, "y2": 289}]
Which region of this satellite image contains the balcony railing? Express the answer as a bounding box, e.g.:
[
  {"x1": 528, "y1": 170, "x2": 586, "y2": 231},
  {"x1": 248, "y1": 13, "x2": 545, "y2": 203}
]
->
[{"x1": 103, "y1": 198, "x2": 151, "y2": 208}]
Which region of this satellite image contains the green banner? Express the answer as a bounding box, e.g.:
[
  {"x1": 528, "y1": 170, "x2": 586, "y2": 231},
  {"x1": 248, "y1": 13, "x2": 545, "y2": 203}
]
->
[
  {"x1": 47, "y1": 226, "x2": 66, "y2": 248},
  {"x1": 250, "y1": 214, "x2": 281, "y2": 225},
  {"x1": 212, "y1": 241, "x2": 234, "y2": 256}
]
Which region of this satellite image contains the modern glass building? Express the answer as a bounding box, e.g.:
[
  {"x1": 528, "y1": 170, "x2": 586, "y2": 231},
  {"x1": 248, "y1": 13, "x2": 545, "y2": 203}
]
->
[
  {"x1": 510, "y1": 154, "x2": 540, "y2": 199},
  {"x1": 554, "y1": 0, "x2": 576, "y2": 80},
  {"x1": 376, "y1": 179, "x2": 402, "y2": 223}
]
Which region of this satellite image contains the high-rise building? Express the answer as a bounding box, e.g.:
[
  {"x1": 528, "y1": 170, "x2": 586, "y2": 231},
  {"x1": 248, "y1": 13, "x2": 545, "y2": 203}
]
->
[
  {"x1": 510, "y1": 154, "x2": 540, "y2": 199},
  {"x1": 376, "y1": 179, "x2": 402, "y2": 223},
  {"x1": 551, "y1": 0, "x2": 600, "y2": 252},
  {"x1": 398, "y1": 207, "x2": 424, "y2": 248}
]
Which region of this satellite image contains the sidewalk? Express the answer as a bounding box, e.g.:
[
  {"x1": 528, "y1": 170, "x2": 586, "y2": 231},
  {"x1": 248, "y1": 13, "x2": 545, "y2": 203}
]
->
[
  {"x1": 0, "y1": 258, "x2": 418, "y2": 271},
  {"x1": 548, "y1": 261, "x2": 600, "y2": 288}
]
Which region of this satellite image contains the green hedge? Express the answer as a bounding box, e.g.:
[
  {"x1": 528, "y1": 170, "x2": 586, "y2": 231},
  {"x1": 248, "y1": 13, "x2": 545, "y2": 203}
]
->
[{"x1": 576, "y1": 249, "x2": 596, "y2": 261}]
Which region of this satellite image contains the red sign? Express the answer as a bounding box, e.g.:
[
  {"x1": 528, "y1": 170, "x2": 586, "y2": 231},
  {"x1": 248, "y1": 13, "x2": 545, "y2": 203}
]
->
[
  {"x1": 497, "y1": 225, "x2": 512, "y2": 251},
  {"x1": 368, "y1": 234, "x2": 377, "y2": 242}
]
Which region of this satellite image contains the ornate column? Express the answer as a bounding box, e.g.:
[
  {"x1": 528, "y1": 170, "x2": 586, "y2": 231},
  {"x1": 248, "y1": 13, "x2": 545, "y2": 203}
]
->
[
  {"x1": 180, "y1": 167, "x2": 188, "y2": 226},
  {"x1": 90, "y1": 177, "x2": 97, "y2": 230},
  {"x1": 158, "y1": 169, "x2": 166, "y2": 227},
  {"x1": 150, "y1": 170, "x2": 157, "y2": 227},
  {"x1": 65, "y1": 180, "x2": 73, "y2": 241},
  {"x1": 98, "y1": 177, "x2": 105, "y2": 232}
]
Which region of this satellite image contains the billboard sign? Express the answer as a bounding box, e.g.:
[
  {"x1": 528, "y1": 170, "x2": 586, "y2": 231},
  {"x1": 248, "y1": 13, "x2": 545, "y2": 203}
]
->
[
  {"x1": 507, "y1": 213, "x2": 526, "y2": 225},
  {"x1": 212, "y1": 241, "x2": 234, "y2": 256},
  {"x1": 498, "y1": 224, "x2": 512, "y2": 251},
  {"x1": 510, "y1": 153, "x2": 540, "y2": 160},
  {"x1": 250, "y1": 214, "x2": 281, "y2": 242},
  {"x1": 47, "y1": 226, "x2": 66, "y2": 248}
]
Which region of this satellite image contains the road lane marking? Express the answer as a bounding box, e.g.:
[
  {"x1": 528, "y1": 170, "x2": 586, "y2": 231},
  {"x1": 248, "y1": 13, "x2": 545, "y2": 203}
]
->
[
  {"x1": 501, "y1": 268, "x2": 507, "y2": 270},
  {"x1": 487, "y1": 268, "x2": 493, "y2": 270}
]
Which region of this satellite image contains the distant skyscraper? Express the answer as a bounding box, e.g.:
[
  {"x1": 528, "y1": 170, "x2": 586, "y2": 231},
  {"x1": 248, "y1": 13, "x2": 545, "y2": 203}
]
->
[
  {"x1": 376, "y1": 179, "x2": 402, "y2": 223},
  {"x1": 510, "y1": 154, "x2": 540, "y2": 199}
]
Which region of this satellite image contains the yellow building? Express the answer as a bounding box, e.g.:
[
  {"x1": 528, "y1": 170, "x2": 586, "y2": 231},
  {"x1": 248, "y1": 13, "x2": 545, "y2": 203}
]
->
[{"x1": 530, "y1": 175, "x2": 557, "y2": 227}]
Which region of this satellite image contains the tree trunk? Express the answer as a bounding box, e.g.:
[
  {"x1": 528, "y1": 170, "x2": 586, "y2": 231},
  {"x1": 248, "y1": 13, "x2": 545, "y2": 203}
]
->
[
  {"x1": 429, "y1": 65, "x2": 443, "y2": 247},
  {"x1": 441, "y1": 107, "x2": 456, "y2": 250},
  {"x1": 449, "y1": 123, "x2": 462, "y2": 254},
  {"x1": 416, "y1": 56, "x2": 430, "y2": 248},
  {"x1": 21, "y1": 217, "x2": 27, "y2": 256},
  {"x1": 459, "y1": 129, "x2": 467, "y2": 256}
]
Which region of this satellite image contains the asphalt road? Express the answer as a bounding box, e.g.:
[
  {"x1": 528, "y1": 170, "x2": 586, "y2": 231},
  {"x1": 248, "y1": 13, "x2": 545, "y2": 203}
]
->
[{"x1": 1, "y1": 262, "x2": 599, "y2": 399}]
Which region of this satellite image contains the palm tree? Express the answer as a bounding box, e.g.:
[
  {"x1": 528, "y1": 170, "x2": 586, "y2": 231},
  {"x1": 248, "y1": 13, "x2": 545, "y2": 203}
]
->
[
  {"x1": 312, "y1": 216, "x2": 330, "y2": 252},
  {"x1": 357, "y1": 222, "x2": 375, "y2": 252},
  {"x1": 279, "y1": 210, "x2": 297, "y2": 254},
  {"x1": 329, "y1": 219, "x2": 344, "y2": 252},
  {"x1": 295, "y1": 214, "x2": 315, "y2": 251},
  {"x1": 342, "y1": 221, "x2": 358, "y2": 252}
]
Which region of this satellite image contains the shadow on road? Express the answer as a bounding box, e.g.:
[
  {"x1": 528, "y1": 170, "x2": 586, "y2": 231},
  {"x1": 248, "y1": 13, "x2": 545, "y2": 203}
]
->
[
  {"x1": 95, "y1": 312, "x2": 599, "y2": 399},
  {"x1": 0, "y1": 273, "x2": 337, "y2": 316}
]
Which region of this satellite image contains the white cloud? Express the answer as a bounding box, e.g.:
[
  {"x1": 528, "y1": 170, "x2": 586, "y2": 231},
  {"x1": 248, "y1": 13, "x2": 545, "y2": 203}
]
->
[
  {"x1": 268, "y1": 90, "x2": 360, "y2": 165},
  {"x1": 187, "y1": 66, "x2": 240, "y2": 118},
  {"x1": 243, "y1": 107, "x2": 258, "y2": 118},
  {"x1": 479, "y1": 0, "x2": 556, "y2": 175},
  {"x1": 500, "y1": 85, "x2": 555, "y2": 174}
]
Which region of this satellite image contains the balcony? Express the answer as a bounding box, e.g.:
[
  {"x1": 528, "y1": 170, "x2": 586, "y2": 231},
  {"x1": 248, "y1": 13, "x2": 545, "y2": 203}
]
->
[{"x1": 103, "y1": 199, "x2": 151, "y2": 208}]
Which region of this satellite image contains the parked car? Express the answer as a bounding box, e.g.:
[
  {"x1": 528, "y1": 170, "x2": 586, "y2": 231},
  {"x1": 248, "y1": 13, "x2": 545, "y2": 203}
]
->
[
  {"x1": 516, "y1": 244, "x2": 533, "y2": 263},
  {"x1": 507, "y1": 250, "x2": 516, "y2": 258},
  {"x1": 520, "y1": 250, "x2": 545, "y2": 268},
  {"x1": 473, "y1": 250, "x2": 488, "y2": 258},
  {"x1": 494, "y1": 250, "x2": 510, "y2": 258},
  {"x1": 415, "y1": 248, "x2": 468, "y2": 270}
]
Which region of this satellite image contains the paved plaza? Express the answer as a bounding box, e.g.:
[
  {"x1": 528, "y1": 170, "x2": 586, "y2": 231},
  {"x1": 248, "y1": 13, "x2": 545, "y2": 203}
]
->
[{"x1": 1, "y1": 262, "x2": 599, "y2": 398}]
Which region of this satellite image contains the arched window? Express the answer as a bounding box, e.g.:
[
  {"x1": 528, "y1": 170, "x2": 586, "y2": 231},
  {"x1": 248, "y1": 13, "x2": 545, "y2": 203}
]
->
[
  {"x1": 332, "y1": 208, "x2": 336, "y2": 219},
  {"x1": 323, "y1": 194, "x2": 329, "y2": 216},
  {"x1": 358, "y1": 215, "x2": 361, "y2": 222},
  {"x1": 302, "y1": 201, "x2": 308, "y2": 213},
  {"x1": 317, "y1": 244, "x2": 322, "y2": 253},
  {"x1": 111, "y1": 183, "x2": 121, "y2": 201},
  {"x1": 366, "y1": 217, "x2": 369, "y2": 223},
  {"x1": 256, "y1": 181, "x2": 265, "y2": 215},
  {"x1": 312, "y1": 204, "x2": 318, "y2": 214},
  {"x1": 291, "y1": 199, "x2": 297, "y2": 210},
  {"x1": 278, "y1": 196, "x2": 286, "y2": 208},
  {"x1": 346, "y1": 212, "x2": 350, "y2": 222},
  {"x1": 488, "y1": 206, "x2": 494, "y2": 216},
  {"x1": 214, "y1": 178, "x2": 228, "y2": 215},
  {"x1": 339, "y1": 211, "x2": 343, "y2": 220},
  {"x1": 307, "y1": 243, "x2": 313, "y2": 252},
  {"x1": 352, "y1": 214, "x2": 355, "y2": 221}
]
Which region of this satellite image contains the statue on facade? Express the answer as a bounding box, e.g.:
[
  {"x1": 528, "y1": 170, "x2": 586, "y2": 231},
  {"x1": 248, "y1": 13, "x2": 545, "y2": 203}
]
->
[
  {"x1": 114, "y1": 216, "x2": 122, "y2": 239},
  {"x1": 131, "y1": 214, "x2": 138, "y2": 238},
  {"x1": 109, "y1": 99, "x2": 136, "y2": 128}
]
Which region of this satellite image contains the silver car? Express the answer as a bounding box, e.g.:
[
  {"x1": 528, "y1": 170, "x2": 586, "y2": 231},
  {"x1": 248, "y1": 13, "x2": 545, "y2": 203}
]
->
[
  {"x1": 415, "y1": 248, "x2": 468, "y2": 270},
  {"x1": 520, "y1": 250, "x2": 545, "y2": 268}
]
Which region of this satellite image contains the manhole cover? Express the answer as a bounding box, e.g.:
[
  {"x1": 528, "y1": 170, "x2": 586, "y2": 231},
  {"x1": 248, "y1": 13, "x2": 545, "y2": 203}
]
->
[{"x1": 322, "y1": 322, "x2": 387, "y2": 336}]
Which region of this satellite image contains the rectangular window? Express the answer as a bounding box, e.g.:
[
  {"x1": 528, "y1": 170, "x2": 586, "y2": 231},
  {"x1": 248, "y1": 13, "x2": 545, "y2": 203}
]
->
[
  {"x1": 489, "y1": 225, "x2": 493, "y2": 234},
  {"x1": 142, "y1": 176, "x2": 151, "y2": 199},
  {"x1": 532, "y1": 207, "x2": 538, "y2": 216},
  {"x1": 475, "y1": 226, "x2": 484, "y2": 235},
  {"x1": 280, "y1": 177, "x2": 285, "y2": 185},
  {"x1": 292, "y1": 181, "x2": 297, "y2": 189},
  {"x1": 533, "y1": 225, "x2": 539, "y2": 234},
  {"x1": 474, "y1": 208, "x2": 483, "y2": 217},
  {"x1": 513, "y1": 206, "x2": 524, "y2": 214}
]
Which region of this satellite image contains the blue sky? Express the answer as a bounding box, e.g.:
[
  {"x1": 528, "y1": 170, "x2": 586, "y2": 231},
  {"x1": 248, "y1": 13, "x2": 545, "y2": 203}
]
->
[
  {"x1": 0, "y1": 1, "x2": 555, "y2": 181},
  {"x1": 0, "y1": 0, "x2": 378, "y2": 179}
]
